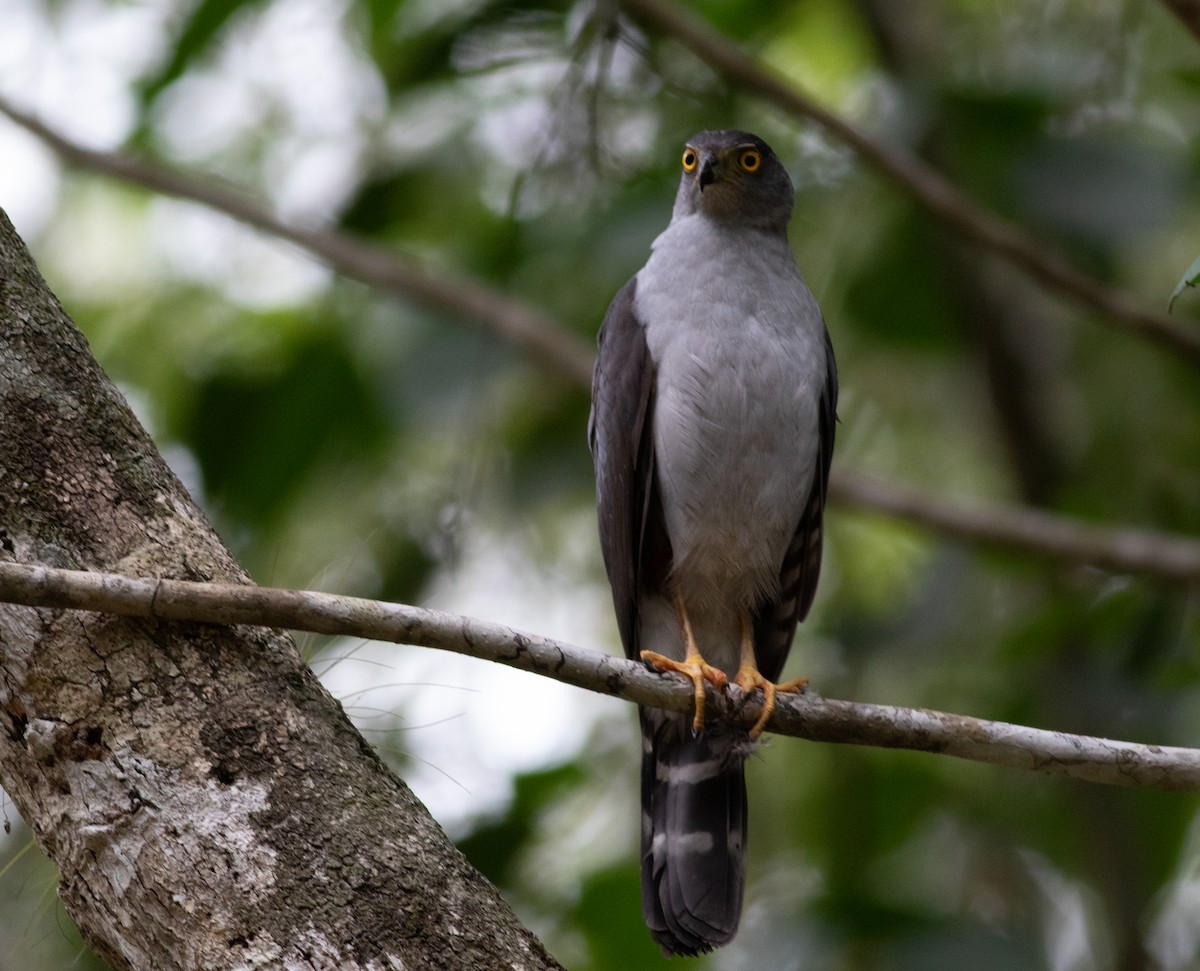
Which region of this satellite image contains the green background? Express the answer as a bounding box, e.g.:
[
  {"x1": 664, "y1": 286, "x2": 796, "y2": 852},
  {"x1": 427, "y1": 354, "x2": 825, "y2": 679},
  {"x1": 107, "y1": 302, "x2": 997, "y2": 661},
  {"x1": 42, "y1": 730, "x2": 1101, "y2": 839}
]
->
[{"x1": 2, "y1": 1, "x2": 1200, "y2": 968}]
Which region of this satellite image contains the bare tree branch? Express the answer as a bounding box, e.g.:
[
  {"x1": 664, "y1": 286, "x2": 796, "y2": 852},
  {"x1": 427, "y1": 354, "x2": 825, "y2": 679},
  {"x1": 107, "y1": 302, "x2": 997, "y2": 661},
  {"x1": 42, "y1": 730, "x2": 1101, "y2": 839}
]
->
[
  {"x1": 1, "y1": 560, "x2": 1198, "y2": 792},
  {"x1": 0, "y1": 96, "x2": 596, "y2": 388},
  {"x1": 832, "y1": 469, "x2": 1200, "y2": 583},
  {"x1": 3, "y1": 102, "x2": 1199, "y2": 585},
  {"x1": 615, "y1": 0, "x2": 1200, "y2": 367}
]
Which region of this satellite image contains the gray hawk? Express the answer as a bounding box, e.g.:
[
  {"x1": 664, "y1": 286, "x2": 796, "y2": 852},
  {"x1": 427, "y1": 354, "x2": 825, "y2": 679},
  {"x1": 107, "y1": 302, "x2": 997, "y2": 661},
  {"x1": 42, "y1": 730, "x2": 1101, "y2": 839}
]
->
[{"x1": 588, "y1": 130, "x2": 838, "y2": 956}]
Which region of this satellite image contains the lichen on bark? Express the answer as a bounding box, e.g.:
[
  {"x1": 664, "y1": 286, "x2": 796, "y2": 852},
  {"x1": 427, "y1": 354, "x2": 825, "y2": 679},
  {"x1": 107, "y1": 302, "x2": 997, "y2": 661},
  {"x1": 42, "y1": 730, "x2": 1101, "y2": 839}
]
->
[{"x1": 0, "y1": 209, "x2": 563, "y2": 971}]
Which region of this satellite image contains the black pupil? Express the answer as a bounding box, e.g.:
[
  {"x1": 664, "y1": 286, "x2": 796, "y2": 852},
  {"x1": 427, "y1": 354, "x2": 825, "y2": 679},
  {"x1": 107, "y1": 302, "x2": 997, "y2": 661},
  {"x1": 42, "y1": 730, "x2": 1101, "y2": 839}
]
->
[{"x1": 685, "y1": 152, "x2": 695, "y2": 167}]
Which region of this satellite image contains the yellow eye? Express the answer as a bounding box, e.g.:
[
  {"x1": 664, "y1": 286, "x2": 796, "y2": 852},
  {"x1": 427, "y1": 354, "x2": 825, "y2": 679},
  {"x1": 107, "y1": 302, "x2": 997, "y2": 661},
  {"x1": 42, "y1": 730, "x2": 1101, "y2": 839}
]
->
[
  {"x1": 739, "y1": 149, "x2": 762, "y2": 172},
  {"x1": 682, "y1": 148, "x2": 698, "y2": 172}
]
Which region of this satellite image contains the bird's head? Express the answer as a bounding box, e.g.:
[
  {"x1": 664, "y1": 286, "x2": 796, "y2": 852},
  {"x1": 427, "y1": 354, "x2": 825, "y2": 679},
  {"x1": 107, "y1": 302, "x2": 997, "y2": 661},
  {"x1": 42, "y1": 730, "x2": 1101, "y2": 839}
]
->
[{"x1": 672, "y1": 129, "x2": 794, "y2": 233}]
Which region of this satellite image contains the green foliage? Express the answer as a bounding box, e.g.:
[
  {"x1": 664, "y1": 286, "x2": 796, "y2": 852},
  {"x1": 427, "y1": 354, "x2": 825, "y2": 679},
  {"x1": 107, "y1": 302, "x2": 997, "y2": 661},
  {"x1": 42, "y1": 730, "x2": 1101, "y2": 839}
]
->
[
  {"x1": 137, "y1": 0, "x2": 267, "y2": 106},
  {"x1": 185, "y1": 328, "x2": 392, "y2": 525},
  {"x1": 459, "y1": 762, "x2": 587, "y2": 886},
  {"x1": 3, "y1": 0, "x2": 1200, "y2": 968}
]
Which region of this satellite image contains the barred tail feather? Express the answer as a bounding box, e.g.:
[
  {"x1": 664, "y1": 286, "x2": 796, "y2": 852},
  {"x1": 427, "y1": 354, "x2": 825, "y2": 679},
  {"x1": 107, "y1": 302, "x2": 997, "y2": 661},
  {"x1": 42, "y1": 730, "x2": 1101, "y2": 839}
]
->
[{"x1": 640, "y1": 709, "x2": 747, "y2": 956}]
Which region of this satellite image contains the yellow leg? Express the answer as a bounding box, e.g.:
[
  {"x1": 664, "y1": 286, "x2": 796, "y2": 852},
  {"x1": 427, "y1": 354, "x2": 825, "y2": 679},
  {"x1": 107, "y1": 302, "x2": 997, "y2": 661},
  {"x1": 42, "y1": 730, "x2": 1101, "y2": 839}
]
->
[
  {"x1": 640, "y1": 592, "x2": 728, "y2": 733},
  {"x1": 734, "y1": 613, "x2": 808, "y2": 740}
]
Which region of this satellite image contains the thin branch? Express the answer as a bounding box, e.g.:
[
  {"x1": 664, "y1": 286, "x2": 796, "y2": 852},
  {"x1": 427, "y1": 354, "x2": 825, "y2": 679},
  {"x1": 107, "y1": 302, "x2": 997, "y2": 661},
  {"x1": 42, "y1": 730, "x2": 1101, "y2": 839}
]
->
[
  {"x1": 831, "y1": 469, "x2": 1200, "y2": 583},
  {"x1": 616, "y1": 0, "x2": 1200, "y2": 367},
  {"x1": 0, "y1": 97, "x2": 596, "y2": 388},
  {"x1": 1160, "y1": 0, "x2": 1200, "y2": 43},
  {"x1": 1, "y1": 560, "x2": 1198, "y2": 791},
  {"x1": 3, "y1": 100, "x2": 1199, "y2": 584}
]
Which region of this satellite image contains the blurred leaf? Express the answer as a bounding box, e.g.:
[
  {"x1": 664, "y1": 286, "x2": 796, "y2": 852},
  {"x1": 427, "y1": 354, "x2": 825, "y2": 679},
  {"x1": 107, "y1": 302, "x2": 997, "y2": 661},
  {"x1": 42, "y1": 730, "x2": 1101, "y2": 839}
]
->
[
  {"x1": 501, "y1": 381, "x2": 593, "y2": 507},
  {"x1": 375, "y1": 529, "x2": 438, "y2": 603},
  {"x1": 843, "y1": 203, "x2": 962, "y2": 349},
  {"x1": 457, "y1": 761, "x2": 585, "y2": 886},
  {"x1": 183, "y1": 330, "x2": 390, "y2": 527},
  {"x1": 574, "y1": 866, "x2": 669, "y2": 970},
  {"x1": 938, "y1": 86, "x2": 1054, "y2": 212},
  {"x1": 138, "y1": 0, "x2": 266, "y2": 105}
]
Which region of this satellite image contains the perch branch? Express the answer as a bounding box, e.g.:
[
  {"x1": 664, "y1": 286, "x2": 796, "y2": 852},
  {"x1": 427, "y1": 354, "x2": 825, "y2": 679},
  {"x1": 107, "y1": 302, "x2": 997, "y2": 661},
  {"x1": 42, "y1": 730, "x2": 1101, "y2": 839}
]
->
[
  {"x1": 1, "y1": 560, "x2": 1198, "y2": 792},
  {"x1": 616, "y1": 0, "x2": 1200, "y2": 366}
]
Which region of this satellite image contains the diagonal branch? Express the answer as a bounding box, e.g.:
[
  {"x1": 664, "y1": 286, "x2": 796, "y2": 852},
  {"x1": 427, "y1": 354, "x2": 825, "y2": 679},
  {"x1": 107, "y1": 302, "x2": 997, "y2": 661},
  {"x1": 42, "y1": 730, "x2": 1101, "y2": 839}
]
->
[
  {"x1": 831, "y1": 469, "x2": 1200, "y2": 583},
  {"x1": 0, "y1": 97, "x2": 596, "y2": 387},
  {"x1": 4, "y1": 101, "x2": 1199, "y2": 585},
  {"x1": 1, "y1": 559, "x2": 1198, "y2": 792},
  {"x1": 615, "y1": 0, "x2": 1200, "y2": 367}
]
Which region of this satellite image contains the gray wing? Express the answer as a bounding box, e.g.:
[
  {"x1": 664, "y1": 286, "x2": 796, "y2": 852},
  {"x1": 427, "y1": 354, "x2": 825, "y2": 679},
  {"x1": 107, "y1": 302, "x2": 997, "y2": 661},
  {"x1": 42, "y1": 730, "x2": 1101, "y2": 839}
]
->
[
  {"x1": 753, "y1": 327, "x2": 838, "y2": 682},
  {"x1": 588, "y1": 277, "x2": 667, "y2": 658}
]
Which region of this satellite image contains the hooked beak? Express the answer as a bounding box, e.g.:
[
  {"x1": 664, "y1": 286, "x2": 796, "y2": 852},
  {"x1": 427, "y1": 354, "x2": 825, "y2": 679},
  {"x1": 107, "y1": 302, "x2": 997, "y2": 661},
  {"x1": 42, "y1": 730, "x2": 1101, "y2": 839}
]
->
[{"x1": 697, "y1": 156, "x2": 717, "y2": 190}]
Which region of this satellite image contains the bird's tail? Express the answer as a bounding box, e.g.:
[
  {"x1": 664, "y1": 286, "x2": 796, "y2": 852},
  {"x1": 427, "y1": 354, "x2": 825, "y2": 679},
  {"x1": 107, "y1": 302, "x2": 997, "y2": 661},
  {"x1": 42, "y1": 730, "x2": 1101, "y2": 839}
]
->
[{"x1": 639, "y1": 708, "x2": 748, "y2": 956}]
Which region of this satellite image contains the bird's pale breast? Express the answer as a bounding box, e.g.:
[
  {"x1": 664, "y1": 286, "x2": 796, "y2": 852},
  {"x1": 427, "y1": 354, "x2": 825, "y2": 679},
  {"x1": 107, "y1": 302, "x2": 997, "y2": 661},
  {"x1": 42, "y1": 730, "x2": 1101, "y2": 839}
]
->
[{"x1": 635, "y1": 215, "x2": 826, "y2": 613}]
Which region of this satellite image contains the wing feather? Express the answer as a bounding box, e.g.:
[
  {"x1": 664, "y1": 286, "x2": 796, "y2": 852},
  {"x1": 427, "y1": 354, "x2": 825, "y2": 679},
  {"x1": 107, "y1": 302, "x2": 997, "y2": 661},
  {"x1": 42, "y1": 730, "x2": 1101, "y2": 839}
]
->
[
  {"x1": 753, "y1": 327, "x2": 839, "y2": 682},
  {"x1": 589, "y1": 277, "x2": 664, "y2": 658}
]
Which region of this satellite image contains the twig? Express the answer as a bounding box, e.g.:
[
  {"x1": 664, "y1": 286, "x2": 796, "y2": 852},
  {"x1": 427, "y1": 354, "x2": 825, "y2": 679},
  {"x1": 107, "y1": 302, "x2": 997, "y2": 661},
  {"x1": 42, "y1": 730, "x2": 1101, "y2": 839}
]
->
[
  {"x1": 616, "y1": 0, "x2": 1200, "y2": 367},
  {"x1": 1, "y1": 559, "x2": 1198, "y2": 791},
  {"x1": 3, "y1": 101, "x2": 1199, "y2": 584},
  {"x1": 831, "y1": 469, "x2": 1200, "y2": 583},
  {"x1": 0, "y1": 97, "x2": 595, "y2": 387}
]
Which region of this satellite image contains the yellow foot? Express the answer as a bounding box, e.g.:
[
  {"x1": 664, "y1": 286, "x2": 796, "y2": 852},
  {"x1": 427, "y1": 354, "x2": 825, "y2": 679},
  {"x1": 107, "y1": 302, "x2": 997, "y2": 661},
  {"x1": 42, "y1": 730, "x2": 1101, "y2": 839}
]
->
[
  {"x1": 641, "y1": 651, "x2": 728, "y2": 733},
  {"x1": 734, "y1": 670, "x2": 808, "y2": 740}
]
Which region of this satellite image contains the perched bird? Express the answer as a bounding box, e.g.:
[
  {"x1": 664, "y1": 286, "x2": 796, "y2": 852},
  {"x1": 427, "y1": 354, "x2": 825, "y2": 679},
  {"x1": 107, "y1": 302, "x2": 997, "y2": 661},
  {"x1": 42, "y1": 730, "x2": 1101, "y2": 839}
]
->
[{"x1": 588, "y1": 130, "x2": 837, "y2": 955}]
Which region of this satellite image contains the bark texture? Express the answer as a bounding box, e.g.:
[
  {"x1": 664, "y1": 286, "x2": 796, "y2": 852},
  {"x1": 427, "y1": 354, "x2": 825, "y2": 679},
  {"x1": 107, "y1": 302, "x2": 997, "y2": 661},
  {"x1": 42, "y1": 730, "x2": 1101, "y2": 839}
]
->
[{"x1": 0, "y1": 209, "x2": 563, "y2": 971}]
